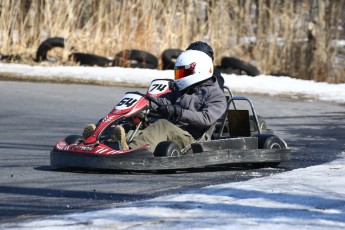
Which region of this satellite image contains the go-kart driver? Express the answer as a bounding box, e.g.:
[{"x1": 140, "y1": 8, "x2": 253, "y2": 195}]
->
[{"x1": 83, "y1": 47, "x2": 227, "y2": 152}]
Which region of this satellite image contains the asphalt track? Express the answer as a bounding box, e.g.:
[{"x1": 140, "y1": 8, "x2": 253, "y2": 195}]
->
[{"x1": 0, "y1": 81, "x2": 344, "y2": 224}]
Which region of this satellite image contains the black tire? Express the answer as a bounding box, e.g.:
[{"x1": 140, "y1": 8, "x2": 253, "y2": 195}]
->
[
  {"x1": 253, "y1": 134, "x2": 287, "y2": 168},
  {"x1": 64, "y1": 135, "x2": 83, "y2": 145},
  {"x1": 113, "y1": 49, "x2": 158, "y2": 69},
  {"x1": 0, "y1": 54, "x2": 22, "y2": 62},
  {"x1": 249, "y1": 115, "x2": 267, "y2": 132},
  {"x1": 36, "y1": 37, "x2": 65, "y2": 62},
  {"x1": 161, "y1": 49, "x2": 183, "y2": 70},
  {"x1": 256, "y1": 134, "x2": 287, "y2": 149},
  {"x1": 221, "y1": 57, "x2": 260, "y2": 76},
  {"x1": 269, "y1": 72, "x2": 294, "y2": 78},
  {"x1": 154, "y1": 141, "x2": 181, "y2": 157},
  {"x1": 69, "y1": 52, "x2": 112, "y2": 67}
]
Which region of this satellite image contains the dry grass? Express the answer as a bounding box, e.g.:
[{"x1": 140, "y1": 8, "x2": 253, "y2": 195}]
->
[{"x1": 0, "y1": 0, "x2": 344, "y2": 83}]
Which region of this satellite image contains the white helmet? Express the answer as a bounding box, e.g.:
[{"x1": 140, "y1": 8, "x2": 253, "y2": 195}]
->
[{"x1": 174, "y1": 50, "x2": 213, "y2": 91}]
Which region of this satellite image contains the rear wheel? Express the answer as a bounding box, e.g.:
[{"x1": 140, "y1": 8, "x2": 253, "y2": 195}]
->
[
  {"x1": 257, "y1": 134, "x2": 287, "y2": 149},
  {"x1": 154, "y1": 141, "x2": 181, "y2": 157},
  {"x1": 254, "y1": 134, "x2": 287, "y2": 167},
  {"x1": 250, "y1": 115, "x2": 268, "y2": 133}
]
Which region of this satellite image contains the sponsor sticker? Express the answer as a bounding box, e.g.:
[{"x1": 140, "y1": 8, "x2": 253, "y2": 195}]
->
[{"x1": 73, "y1": 145, "x2": 94, "y2": 151}]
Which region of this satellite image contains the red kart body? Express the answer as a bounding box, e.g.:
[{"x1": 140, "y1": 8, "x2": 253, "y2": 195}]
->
[{"x1": 53, "y1": 79, "x2": 172, "y2": 156}]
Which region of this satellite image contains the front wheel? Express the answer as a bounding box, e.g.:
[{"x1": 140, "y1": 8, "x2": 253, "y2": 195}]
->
[{"x1": 154, "y1": 141, "x2": 181, "y2": 157}]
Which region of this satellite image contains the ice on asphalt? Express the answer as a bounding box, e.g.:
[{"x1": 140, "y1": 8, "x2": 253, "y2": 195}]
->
[
  {"x1": 0, "y1": 63, "x2": 345, "y2": 229},
  {"x1": 6, "y1": 153, "x2": 345, "y2": 230}
]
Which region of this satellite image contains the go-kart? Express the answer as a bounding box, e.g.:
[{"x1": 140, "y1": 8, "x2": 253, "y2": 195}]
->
[{"x1": 50, "y1": 79, "x2": 291, "y2": 171}]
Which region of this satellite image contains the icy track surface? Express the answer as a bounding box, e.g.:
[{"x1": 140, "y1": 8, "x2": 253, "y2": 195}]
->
[
  {"x1": 1, "y1": 63, "x2": 345, "y2": 229},
  {"x1": 4, "y1": 152, "x2": 345, "y2": 230}
]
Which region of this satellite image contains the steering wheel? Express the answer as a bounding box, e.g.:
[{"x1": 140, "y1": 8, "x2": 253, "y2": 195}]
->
[
  {"x1": 127, "y1": 91, "x2": 162, "y2": 118},
  {"x1": 127, "y1": 91, "x2": 162, "y2": 107}
]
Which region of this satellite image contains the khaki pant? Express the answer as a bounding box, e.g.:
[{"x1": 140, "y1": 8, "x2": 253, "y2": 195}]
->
[{"x1": 128, "y1": 119, "x2": 195, "y2": 151}]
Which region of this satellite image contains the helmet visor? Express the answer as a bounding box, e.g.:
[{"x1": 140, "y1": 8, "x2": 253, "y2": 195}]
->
[{"x1": 174, "y1": 62, "x2": 196, "y2": 80}]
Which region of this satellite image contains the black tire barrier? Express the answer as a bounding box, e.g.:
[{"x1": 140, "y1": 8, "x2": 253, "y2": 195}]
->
[
  {"x1": 220, "y1": 57, "x2": 260, "y2": 76},
  {"x1": 269, "y1": 72, "x2": 294, "y2": 78},
  {"x1": 113, "y1": 49, "x2": 158, "y2": 69},
  {"x1": 35, "y1": 37, "x2": 65, "y2": 62},
  {"x1": 161, "y1": 49, "x2": 183, "y2": 70},
  {"x1": 0, "y1": 54, "x2": 22, "y2": 62},
  {"x1": 213, "y1": 67, "x2": 225, "y2": 89},
  {"x1": 32, "y1": 40, "x2": 263, "y2": 76},
  {"x1": 69, "y1": 52, "x2": 112, "y2": 67}
]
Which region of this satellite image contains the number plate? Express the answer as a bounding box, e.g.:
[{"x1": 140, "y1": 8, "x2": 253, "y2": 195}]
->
[
  {"x1": 147, "y1": 80, "x2": 171, "y2": 96},
  {"x1": 115, "y1": 93, "x2": 142, "y2": 110}
]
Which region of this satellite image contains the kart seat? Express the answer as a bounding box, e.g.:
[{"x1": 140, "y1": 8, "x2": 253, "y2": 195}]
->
[{"x1": 227, "y1": 109, "x2": 251, "y2": 137}]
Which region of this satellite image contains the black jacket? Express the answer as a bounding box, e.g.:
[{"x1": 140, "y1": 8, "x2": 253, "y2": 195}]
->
[{"x1": 155, "y1": 77, "x2": 227, "y2": 139}]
